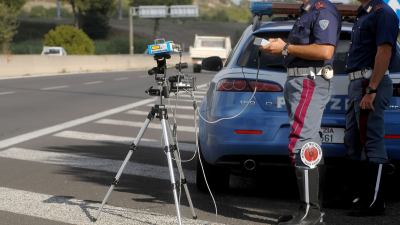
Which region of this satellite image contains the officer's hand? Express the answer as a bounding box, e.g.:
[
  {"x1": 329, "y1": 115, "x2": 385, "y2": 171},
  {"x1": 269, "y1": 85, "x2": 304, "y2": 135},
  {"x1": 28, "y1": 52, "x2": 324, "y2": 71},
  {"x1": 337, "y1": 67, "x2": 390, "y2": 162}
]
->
[
  {"x1": 259, "y1": 38, "x2": 286, "y2": 55},
  {"x1": 360, "y1": 93, "x2": 376, "y2": 111}
]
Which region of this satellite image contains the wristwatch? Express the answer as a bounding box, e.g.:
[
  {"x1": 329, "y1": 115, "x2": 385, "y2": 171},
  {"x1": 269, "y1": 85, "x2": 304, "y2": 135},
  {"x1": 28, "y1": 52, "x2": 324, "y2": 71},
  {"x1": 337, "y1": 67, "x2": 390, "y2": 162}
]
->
[
  {"x1": 365, "y1": 86, "x2": 377, "y2": 94},
  {"x1": 282, "y1": 43, "x2": 290, "y2": 57}
]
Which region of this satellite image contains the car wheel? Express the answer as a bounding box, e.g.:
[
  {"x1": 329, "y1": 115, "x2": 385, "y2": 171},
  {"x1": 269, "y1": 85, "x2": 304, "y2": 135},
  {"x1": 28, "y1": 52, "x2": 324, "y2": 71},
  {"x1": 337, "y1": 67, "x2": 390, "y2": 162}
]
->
[
  {"x1": 196, "y1": 152, "x2": 230, "y2": 192},
  {"x1": 193, "y1": 65, "x2": 202, "y2": 73}
]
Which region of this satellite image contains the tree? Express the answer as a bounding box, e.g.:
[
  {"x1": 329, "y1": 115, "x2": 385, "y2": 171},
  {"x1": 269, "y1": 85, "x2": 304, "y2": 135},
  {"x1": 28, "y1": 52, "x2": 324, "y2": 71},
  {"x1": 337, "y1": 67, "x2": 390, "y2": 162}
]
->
[
  {"x1": 64, "y1": 0, "x2": 116, "y2": 39},
  {"x1": 0, "y1": 0, "x2": 26, "y2": 53},
  {"x1": 79, "y1": 0, "x2": 116, "y2": 39},
  {"x1": 130, "y1": 0, "x2": 193, "y2": 39},
  {"x1": 64, "y1": 0, "x2": 81, "y2": 28}
]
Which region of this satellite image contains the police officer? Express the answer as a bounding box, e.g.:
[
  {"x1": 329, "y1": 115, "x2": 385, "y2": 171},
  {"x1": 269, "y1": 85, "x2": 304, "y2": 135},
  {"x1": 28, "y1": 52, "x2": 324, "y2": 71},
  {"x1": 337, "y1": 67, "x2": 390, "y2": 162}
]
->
[
  {"x1": 344, "y1": 0, "x2": 399, "y2": 217},
  {"x1": 261, "y1": 0, "x2": 341, "y2": 224}
]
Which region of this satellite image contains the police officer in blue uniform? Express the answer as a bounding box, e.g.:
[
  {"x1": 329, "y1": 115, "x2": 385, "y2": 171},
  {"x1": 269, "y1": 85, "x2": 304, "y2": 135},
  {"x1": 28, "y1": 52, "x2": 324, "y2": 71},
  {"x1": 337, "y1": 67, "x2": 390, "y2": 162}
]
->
[
  {"x1": 344, "y1": 0, "x2": 399, "y2": 217},
  {"x1": 261, "y1": 0, "x2": 341, "y2": 224}
]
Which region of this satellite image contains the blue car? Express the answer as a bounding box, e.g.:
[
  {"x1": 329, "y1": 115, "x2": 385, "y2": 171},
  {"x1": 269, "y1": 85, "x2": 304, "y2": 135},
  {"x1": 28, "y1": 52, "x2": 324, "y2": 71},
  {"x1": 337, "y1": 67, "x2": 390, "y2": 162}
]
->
[{"x1": 196, "y1": 20, "x2": 400, "y2": 190}]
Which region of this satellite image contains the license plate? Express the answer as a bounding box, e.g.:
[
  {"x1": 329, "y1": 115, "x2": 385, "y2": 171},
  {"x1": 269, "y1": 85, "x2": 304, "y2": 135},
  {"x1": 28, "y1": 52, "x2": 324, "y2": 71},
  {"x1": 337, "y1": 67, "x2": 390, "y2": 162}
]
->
[{"x1": 321, "y1": 127, "x2": 345, "y2": 144}]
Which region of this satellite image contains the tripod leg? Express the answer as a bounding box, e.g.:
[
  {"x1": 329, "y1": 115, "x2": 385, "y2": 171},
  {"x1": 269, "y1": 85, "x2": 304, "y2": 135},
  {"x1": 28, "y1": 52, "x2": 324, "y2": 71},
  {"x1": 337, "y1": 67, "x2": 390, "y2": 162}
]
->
[
  {"x1": 94, "y1": 117, "x2": 153, "y2": 221},
  {"x1": 165, "y1": 120, "x2": 197, "y2": 219},
  {"x1": 161, "y1": 118, "x2": 183, "y2": 225}
]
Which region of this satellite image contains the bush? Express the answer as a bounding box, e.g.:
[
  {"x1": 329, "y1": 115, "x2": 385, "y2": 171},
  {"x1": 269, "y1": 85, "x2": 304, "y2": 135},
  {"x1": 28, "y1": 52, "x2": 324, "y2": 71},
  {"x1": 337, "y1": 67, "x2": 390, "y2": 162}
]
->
[{"x1": 43, "y1": 25, "x2": 95, "y2": 55}]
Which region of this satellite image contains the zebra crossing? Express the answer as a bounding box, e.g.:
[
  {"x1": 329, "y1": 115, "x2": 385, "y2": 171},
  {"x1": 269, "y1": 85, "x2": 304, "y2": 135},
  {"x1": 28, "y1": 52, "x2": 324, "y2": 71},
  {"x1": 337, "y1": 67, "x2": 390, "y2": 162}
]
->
[{"x1": 0, "y1": 85, "x2": 221, "y2": 225}]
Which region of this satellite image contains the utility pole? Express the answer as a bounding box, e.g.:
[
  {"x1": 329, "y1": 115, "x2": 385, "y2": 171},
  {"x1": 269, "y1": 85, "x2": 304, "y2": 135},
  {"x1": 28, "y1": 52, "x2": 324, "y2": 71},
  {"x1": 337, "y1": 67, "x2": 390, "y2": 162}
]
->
[
  {"x1": 118, "y1": 0, "x2": 123, "y2": 20},
  {"x1": 56, "y1": 0, "x2": 61, "y2": 19},
  {"x1": 129, "y1": 7, "x2": 135, "y2": 55}
]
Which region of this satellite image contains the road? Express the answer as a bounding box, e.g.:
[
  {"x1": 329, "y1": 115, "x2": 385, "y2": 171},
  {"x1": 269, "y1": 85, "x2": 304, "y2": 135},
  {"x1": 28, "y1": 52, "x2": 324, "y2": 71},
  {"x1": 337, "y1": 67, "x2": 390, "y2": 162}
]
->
[{"x1": 0, "y1": 70, "x2": 399, "y2": 225}]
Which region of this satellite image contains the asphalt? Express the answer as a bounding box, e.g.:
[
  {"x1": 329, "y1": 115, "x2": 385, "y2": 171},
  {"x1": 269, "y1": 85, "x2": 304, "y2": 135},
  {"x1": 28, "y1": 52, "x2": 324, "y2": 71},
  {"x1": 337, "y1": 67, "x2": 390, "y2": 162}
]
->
[{"x1": 1, "y1": 70, "x2": 400, "y2": 225}]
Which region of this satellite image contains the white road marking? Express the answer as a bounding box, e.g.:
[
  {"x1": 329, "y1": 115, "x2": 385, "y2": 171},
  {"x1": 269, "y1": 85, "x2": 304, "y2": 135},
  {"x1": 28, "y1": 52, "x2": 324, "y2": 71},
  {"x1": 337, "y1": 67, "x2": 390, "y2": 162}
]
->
[
  {"x1": 193, "y1": 91, "x2": 207, "y2": 95},
  {"x1": 54, "y1": 130, "x2": 156, "y2": 144},
  {"x1": 84, "y1": 81, "x2": 104, "y2": 85},
  {"x1": 40, "y1": 85, "x2": 69, "y2": 91},
  {"x1": 53, "y1": 130, "x2": 196, "y2": 152},
  {"x1": 146, "y1": 104, "x2": 195, "y2": 110},
  {"x1": 0, "y1": 147, "x2": 195, "y2": 183},
  {"x1": 174, "y1": 95, "x2": 204, "y2": 99},
  {"x1": 96, "y1": 119, "x2": 196, "y2": 133},
  {"x1": 168, "y1": 98, "x2": 201, "y2": 103},
  {"x1": 126, "y1": 110, "x2": 196, "y2": 120},
  {"x1": 114, "y1": 77, "x2": 129, "y2": 81},
  {"x1": 0, "y1": 91, "x2": 16, "y2": 96},
  {"x1": 0, "y1": 187, "x2": 218, "y2": 225},
  {"x1": 0, "y1": 98, "x2": 155, "y2": 149}
]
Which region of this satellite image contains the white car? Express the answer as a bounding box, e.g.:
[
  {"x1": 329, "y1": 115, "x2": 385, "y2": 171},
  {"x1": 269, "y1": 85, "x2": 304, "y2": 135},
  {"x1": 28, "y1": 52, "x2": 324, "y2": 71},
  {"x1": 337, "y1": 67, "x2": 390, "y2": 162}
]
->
[
  {"x1": 189, "y1": 35, "x2": 231, "y2": 73},
  {"x1": 41, "y1": 46, "x2": 67, "y2": 56}
]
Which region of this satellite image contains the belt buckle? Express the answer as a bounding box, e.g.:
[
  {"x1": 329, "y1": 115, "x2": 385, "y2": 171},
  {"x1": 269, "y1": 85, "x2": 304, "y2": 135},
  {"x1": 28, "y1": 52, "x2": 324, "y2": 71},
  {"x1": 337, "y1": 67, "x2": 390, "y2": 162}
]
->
[{"x1": 322, "y1": 65, "x2": 333, "y2": 80}]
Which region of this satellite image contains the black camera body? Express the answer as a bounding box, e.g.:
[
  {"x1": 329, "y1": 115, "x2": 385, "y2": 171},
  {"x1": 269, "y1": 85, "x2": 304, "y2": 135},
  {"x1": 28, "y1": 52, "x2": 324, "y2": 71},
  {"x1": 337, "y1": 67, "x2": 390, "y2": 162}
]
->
[{"x1": 145, "y1": 40, "x2": 195, "y2": 98}]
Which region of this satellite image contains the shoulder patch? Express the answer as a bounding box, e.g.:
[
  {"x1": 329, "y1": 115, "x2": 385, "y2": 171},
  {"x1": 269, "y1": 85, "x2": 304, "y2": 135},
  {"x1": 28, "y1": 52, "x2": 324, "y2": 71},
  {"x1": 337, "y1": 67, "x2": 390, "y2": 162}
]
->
[
  {"x1": 315, "y1": 1, "x2": 325, "y2": 10},
  {"x1": 319, "y1": 19, "x2": 330, "y2": 30}
]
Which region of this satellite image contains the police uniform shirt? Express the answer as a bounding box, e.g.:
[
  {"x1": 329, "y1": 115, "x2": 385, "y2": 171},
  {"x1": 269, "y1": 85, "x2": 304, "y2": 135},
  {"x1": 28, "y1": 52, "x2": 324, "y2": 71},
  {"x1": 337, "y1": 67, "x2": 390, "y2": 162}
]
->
[
  {"x1": 284, "y1": 0, "x2": 341, "y2": 68},
  {"x1": 346, "y1": 0, "x2": 400, "y2": 73}
]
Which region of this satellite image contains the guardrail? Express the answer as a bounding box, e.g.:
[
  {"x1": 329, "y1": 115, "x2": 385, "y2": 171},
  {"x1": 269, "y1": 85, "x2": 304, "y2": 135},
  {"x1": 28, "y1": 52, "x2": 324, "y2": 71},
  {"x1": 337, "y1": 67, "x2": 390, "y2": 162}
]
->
[{"x1": 0, "y1": 54, "x2": 191, "y2": 78}]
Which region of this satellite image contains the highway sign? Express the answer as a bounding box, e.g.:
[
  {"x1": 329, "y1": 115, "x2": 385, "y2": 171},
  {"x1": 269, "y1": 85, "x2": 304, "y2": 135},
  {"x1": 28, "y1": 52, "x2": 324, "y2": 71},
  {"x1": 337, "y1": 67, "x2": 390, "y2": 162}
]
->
[
  {"x1": 138, "y1": 5, "x2": 168, "y2": 18},
  {"x1": 170, "y1": 5, "x2": 199, "y2": 18}
]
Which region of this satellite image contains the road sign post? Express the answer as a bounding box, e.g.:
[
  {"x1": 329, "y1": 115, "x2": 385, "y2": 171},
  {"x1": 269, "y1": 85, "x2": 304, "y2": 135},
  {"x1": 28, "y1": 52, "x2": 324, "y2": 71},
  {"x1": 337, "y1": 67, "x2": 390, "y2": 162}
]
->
[
  {"x1": 129, "y1": 7, "x2": 137, "y2": 55},
  {"x1": 128, "y1": 5, "x2": 199, "y2": 55}
]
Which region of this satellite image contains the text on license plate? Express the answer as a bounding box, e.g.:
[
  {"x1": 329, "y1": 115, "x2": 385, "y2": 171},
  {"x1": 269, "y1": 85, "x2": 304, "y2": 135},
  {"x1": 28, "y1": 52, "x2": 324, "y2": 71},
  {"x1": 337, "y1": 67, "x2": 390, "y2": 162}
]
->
[{"x1": 321, "y1": 127, "x2": 345, "y2": 144}]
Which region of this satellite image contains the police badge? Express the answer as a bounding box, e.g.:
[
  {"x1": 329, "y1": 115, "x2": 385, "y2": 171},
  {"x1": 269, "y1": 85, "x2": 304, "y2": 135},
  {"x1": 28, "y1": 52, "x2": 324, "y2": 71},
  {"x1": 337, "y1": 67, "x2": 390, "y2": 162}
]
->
[
  {"x1": 319, "y1": 20, "x2": 329, "y2": 30},
  {"x1": 300, "y1": 142, "x2": 323, "y2": 169}
]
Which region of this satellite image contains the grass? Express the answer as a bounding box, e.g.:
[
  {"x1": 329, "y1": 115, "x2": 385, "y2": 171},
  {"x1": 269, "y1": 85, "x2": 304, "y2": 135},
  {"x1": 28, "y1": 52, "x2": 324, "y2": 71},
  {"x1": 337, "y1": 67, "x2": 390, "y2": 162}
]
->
[{"x1": 10, "y1": 40, "x2": 43, "y2": 54}]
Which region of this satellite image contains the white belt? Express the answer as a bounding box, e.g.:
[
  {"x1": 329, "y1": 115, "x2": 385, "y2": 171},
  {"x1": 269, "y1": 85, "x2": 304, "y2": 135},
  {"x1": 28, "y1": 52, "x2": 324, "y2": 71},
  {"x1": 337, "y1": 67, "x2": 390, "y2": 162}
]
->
[
  {"x1": 287, "y1": 67, "x2": 324, "y2": 77},
  {"x1": 348, "y1": 69, "x2": 389, "y2": 81}
]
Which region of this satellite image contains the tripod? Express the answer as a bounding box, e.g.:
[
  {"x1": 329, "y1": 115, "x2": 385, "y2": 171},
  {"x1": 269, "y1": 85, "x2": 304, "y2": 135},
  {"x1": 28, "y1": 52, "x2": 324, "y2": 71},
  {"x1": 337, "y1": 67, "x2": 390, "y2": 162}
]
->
[{"x1": 94, "y1": 93, "x2": 197, "y2": 224}]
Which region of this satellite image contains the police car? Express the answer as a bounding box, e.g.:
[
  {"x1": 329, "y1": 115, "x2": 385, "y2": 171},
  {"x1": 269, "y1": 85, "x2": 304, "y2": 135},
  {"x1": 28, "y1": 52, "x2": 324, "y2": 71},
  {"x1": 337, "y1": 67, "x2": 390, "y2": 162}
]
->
[{"x1": 196, "y1": 1, "x2": 400, "y2": 190}]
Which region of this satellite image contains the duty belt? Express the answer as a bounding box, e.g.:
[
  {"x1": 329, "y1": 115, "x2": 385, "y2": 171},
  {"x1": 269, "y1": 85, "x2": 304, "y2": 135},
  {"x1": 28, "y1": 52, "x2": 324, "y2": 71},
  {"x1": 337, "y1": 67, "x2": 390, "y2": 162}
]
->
[
  {"x1": 348, "y1": 69, "x2": 389, "y2": 81},
  {"x1": 287, "y1": 67, "x2": 324, "y2": 77}
]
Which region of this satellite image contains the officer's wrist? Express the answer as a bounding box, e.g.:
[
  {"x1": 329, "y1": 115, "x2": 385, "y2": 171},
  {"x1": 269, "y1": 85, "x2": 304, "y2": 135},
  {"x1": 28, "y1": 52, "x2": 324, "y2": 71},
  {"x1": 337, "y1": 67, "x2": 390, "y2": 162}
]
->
[
  {"x1": 368, "y1": 83, "x2": 378, "y2": 90},
  {"x1": 282, "y1": 43, "x2": 290, "y2": 56},
  {"x1": 366, "y1": 86, "x2": 377, "y2": 94}
]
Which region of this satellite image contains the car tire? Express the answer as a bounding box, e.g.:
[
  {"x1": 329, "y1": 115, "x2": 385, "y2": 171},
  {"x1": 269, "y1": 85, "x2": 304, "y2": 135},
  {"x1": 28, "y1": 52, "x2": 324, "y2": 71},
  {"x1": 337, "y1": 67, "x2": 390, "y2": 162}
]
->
[
  {"x1": 193, "y1": 65, "x2": 202, "y2": 73},
  {"x1": 196, "y1": 152, "x2": 230, "y2": 192}
]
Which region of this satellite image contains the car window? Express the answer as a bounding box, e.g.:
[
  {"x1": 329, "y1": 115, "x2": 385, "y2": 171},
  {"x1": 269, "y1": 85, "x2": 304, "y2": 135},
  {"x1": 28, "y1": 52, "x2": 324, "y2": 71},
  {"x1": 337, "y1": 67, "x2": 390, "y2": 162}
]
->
[
  {"x1": 236, "y1": 30, "x2": 360, "y2": 74},
  {"x1": 200, "y1": 39, "x2": 225, "y2": 48},
  {"x1": 225, "y1": 27, "x2": 249, "y2": 67},
  {"x1": 237, "y1": 31, "x2": 288, "y2": 72}
]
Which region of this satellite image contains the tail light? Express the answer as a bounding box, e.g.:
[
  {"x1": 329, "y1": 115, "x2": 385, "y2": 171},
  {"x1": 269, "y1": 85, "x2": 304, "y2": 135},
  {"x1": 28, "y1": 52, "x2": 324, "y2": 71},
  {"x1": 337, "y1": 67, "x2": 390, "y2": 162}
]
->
[
  {"x1": 393, "y1": 83, "x2": 400, "y2": 97},
  {"x1": 217, "y1": 79, "x2": 283, "y2": 92},
  {"x1": 385, "y1": 135, "x2": 400, "y2": 139}
]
